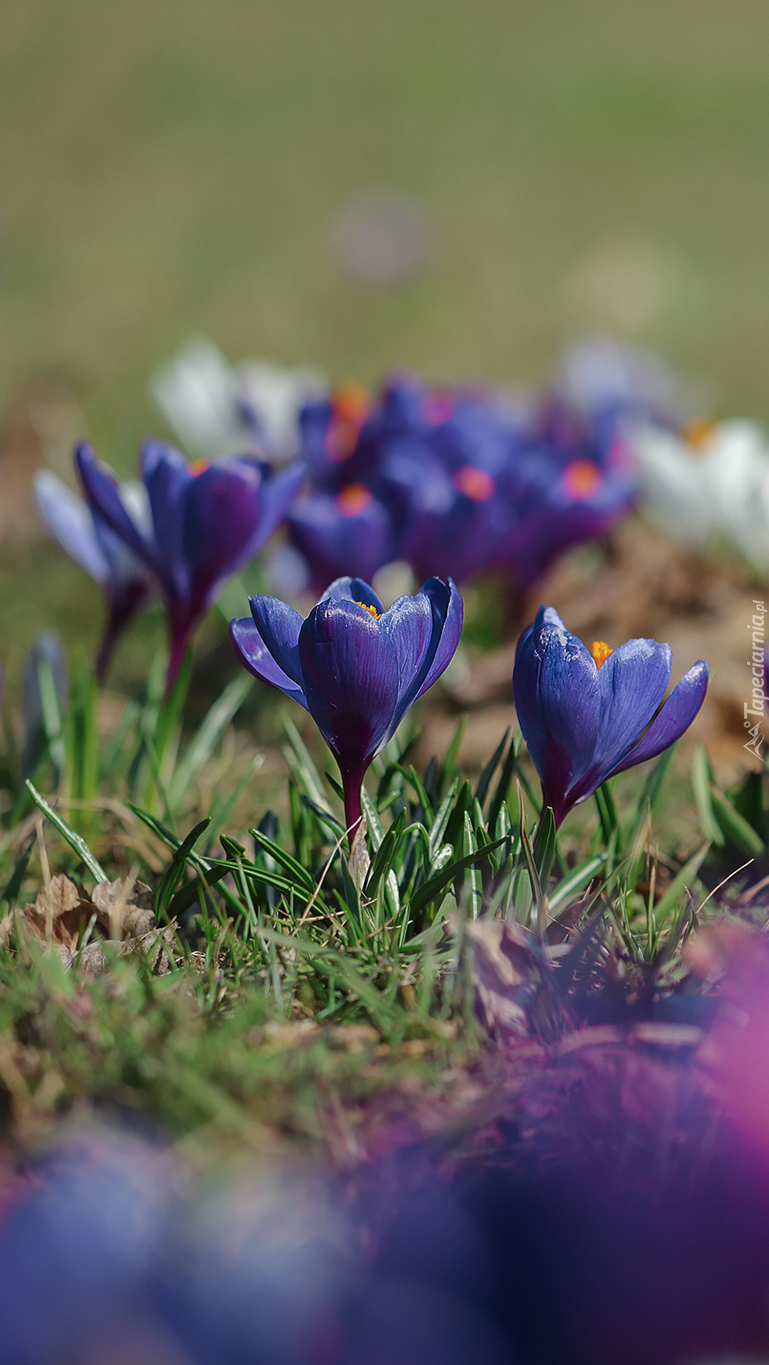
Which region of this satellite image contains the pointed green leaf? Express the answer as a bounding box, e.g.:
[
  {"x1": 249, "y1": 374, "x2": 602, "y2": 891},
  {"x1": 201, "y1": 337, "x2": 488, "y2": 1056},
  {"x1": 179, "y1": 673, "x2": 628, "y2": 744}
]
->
[{"x1": 25, "y1": 780, "x2": 107, "y2": 883}]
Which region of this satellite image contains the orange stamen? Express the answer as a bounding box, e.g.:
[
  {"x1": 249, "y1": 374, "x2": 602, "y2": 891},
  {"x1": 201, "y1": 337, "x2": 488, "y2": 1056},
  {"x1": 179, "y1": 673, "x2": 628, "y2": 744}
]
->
[
  {"x1": 356, "y1": 600, "x2": 380, "y2": 619},
  {"x1": 333, "y1": 383, "x2": 370, "y2": 425},
  {"x1": 189, "y1": 458, "x2": 210, "y2": 475},
  {"x1": 327, "y1": 384, "x2": 371, "y2": 461},
  {"x1": 563, "y1": 458, "x2": 602, "y2": 499},
  {"x1": 591, "y1": 640, "x2": 613, "y2": 668},
  {"x1": 452, "y1": 465, "x2": 495, "y2": 502},
  {"x1": 336, "y1": 483, "x2": 373, "y2": 517},
  {"x1": 683, "y1": 418, "x2": 716, "y2": 451}
]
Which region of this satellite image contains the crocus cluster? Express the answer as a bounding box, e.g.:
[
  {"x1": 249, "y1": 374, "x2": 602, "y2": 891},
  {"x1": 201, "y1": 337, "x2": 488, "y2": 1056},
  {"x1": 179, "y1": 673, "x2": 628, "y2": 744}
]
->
[
  {"x1": 231, "y1": 574, "x2": 462, "y2": 836},
  {"x1": 513, "y1": 605, "x2": 708, "y2": 825},
  {"x1": 37, "y1": 441, "x2": 305, "y2": 689},
  {"x1": 150, "y1": 340, "x2": 650, "y2": 602},
  {"x1": 286, "y1": 372, "x2": 638, "y2": 596}
]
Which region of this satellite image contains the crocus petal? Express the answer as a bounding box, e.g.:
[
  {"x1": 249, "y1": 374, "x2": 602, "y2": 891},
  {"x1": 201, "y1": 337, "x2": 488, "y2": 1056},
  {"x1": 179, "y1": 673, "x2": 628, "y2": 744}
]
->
[
  {"x1": 379, "y1": 592, "x2": 436, "y2": 722},
  {"x1": 502, "y1": 494, "x2": 631, "y2": 588},
  {"x1": 34, "y1": 470, "x2": 110, "y2": 582},
  {"x1": 141, "y1": 440, "x2": 191, "y2": 588},
  {"x1": 75, "y1": 445, "x2": 150, "y2": 563},
  {"x1": 513, "y1": 606, "x2": 601, "y2": 816},
  {"x1": 610, "y1": 660, "x2": 709, "y2": 776},
  {"x1": 298, "y1": 600, "x2": 400, "y2": 763},
  {"x1": 410, "y1": 577, "x2": 464, "y2": 703},
  {"x1": 574, "y1": 638, "x2": 672, "y2": 796},
  {"x1": 320, "y1": 577, "x2": 385, "y2": 615},
  {"x1": 229, "y1": 617, "x2": 308, "y2": 710},
  {"x1": 246, "y1": 458, "x2": 306, "y2": 553},
  {"x1": 379, "y1": 577, "x2": 463, "y2": 741},
  {"x1": 289, "y1": 493, "x2": 393, "y2": 592},
  {"x1": 182, "y1": 460, "x2": 265, "y2": 614},
  {"x1": 248, "y1": 595, "x2": 305, "y2": 687}
]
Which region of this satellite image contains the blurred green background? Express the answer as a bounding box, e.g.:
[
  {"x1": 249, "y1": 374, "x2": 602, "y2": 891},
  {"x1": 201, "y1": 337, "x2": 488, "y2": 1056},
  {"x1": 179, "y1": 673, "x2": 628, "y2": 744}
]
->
[{"x1": 2, "y1": 0, "x2": 769, "y2": 685}]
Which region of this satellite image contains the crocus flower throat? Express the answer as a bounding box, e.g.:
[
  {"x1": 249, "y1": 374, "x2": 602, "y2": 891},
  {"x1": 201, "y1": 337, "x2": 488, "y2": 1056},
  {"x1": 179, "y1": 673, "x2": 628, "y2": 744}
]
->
[{"x1": 590, "y1": 640, "x2": 613, "y2": 668}]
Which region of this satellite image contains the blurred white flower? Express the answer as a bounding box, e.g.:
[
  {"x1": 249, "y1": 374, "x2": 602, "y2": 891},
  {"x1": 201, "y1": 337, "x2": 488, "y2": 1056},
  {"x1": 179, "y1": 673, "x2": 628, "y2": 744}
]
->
[
  {"x1": 151, "y1": 336, "x2": 326, "y2": 462},
  {"x1": 237, "y1": 359, "x2": 326, "y2": 460},
  {"x1": 631, "y1": 418, "x2": 769, "y2": 569},
  {"x1": 707, "y1": 422, "x2": 769, "y2": 571}
]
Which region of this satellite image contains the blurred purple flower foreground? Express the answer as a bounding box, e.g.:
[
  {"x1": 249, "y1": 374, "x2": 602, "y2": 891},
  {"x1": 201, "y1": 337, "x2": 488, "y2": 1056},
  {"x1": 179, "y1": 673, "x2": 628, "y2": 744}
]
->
[
  {"x1": 75, "y1": 441, "x2": 305, "y2": 690},
  {"x1": 513, "y1": 605, "x2": 708, "y2": 825},
  {"x1": 230, "y1": 574, "x2": 462, "y2": 838}
]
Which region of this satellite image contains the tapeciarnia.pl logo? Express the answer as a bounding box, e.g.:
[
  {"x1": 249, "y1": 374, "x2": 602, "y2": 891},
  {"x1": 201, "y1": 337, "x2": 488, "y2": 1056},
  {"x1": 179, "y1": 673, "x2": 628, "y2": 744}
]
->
[{"x1": 744, "y1": 599, "x2": 767, "y2": 759}]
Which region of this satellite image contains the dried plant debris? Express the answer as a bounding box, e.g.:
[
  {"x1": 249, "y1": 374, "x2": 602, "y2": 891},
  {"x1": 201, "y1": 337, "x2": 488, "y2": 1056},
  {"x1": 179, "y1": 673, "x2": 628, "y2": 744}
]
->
[
  {"x1": 462, "y1": 918, "x2": 568, "y2": 1043},
  {"x1": 3, "y1": 874, "x2": 171, "y2": 975}
]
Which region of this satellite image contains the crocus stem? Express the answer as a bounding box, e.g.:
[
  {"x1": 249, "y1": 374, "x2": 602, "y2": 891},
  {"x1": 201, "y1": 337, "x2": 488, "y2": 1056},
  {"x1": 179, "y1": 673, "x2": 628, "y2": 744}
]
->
[
  {"x1": 166, "y1": 621, "x2": 191, "y2": 697},
  {"x1": 341, "y1": 765, "x2": 366, "y2": 846},
  {"x1": 95, "y1": 625, "x2": 118, "y2": 685}
]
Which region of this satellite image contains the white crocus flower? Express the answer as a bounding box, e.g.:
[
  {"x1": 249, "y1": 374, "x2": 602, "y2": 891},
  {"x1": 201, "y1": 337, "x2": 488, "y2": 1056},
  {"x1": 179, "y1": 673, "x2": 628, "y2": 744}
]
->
[
  {"x1": 630, "y1": 418, "x2": 769, "y2": 568},
  {"x1": 706, "y1": 421, "x2": 769, "y2": 571},
  {"x1": 236, "y1": 360, "x2": 327, "y2": 462},
  {"x1": 630, "y1": 423, "x2": 720, "y2": 549},
  {"x1": 152, "y1": 336, "x2": 326, "y2": 462},
  {"x1": 151, "y1": 338, "x2": 241, "y2": 458}
]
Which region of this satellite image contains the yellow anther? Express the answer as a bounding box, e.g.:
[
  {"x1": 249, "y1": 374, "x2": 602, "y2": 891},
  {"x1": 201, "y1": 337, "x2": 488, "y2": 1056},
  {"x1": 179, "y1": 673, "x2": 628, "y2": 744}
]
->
[
  {"x1": 591, "y1": 640, "x2": 613, "y2": 668},
  {"x1": 683, "y1": 419, "x2": 716, "y2": 451},
  {"x1": 356, "y1": 600, "x2": 380, "y2": 620}
]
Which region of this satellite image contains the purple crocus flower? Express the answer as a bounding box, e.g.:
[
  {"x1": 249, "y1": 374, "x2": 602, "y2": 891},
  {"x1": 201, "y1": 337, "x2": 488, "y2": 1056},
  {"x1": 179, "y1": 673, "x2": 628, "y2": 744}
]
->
[
  {"x1": 293, "y1": 373, "x2": 639, "y2": 599},
  {"x1": 75, "y1": 440, "x2": 306, "y2": 691},
  {"x1": 34, "y1": 469, "x2": 157, "y2": 681},
  {"x1": 288, "y1": 483, "x2": 395, "y2": 594},
  {"x1": 494, "y1": 449, "x2": 637, "y2": 589},
  {"x1": 513, "y1": 606, "x2": 708, "y2": 826},
  {"x1": 230, "y1": 575, "x2": 463, "y2": 838}
]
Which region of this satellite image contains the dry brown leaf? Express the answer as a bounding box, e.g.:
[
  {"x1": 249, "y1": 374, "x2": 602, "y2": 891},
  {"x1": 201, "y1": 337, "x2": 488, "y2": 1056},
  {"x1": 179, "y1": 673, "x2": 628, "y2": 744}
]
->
[
  {"x1": 18, "y1": 874, "x2": 169, "y2": 975},
  {"x1": 462, "y1": 918, "x2": 566, "y2": 1042},
  {"x1": 23, "y1": 874, "x2": 91, "y2": 952},
  {"x1": 90, "y1": 877, "x2": 154, "y2": 938}
]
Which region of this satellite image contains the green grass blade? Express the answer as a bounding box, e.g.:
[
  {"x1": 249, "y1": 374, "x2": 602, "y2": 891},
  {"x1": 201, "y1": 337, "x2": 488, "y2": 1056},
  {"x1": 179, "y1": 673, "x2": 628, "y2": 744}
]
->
[
  {"x1": 532, "y1": 806, "x2": 557, "y2": 889},
  {"x1": 282, "y1": 716, "x2": 332, "y2": 813},
  {"x1": 360, "y1": 785, "x2": 385, "y2": 848},
  {"x1": 474, "y1": 727, "x2": 509, "y2": 809},
  {"x1": 155, "y1": 817, "x2": 211, "y2": 919},
  {"x1": 168, "y1": 675, "x2": 252, "y2": 806},
  {"x1": 548, "y1": 853, "x2": 607, "y2": 913},
  {"x1": 650, "y1": 841, "x2": 710, "y2": 925},
  {"x1": 165, "y1": 864, "x2": 231, "y2": 919},
  {"x1": 25, "y1": 779, "x2": 107, "y2": 883},
  {"x1": 364, "y1": 807, "x2": 407, "y2": 897},
  {"x1": 709, "y1": 782, "x2": 765, "y2": 856},
  {"x1": 250, "y1": 828, "x2": 318, "y2": 894},
  {"x1": 408, "y1": 835, "x2": 508, "y2": 918},
  {"x1": 691, "y1": 746, "x2": 725, "y2": 845},
  {"x1": 487, "y1": 731, "x2": 519, "y2": 834}
]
